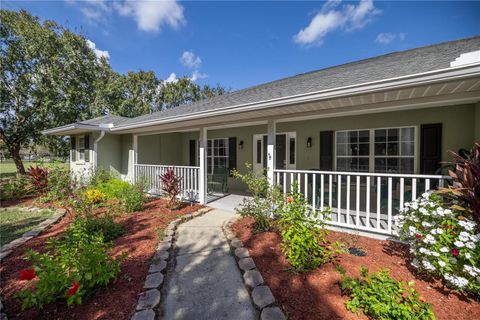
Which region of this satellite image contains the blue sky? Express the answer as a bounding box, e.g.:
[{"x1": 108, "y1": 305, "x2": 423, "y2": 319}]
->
[{"x1": 3, "y1": 1, "x2": 480, "y2": 90}]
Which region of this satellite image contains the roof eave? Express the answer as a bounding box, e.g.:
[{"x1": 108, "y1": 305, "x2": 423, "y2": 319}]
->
[{"x1": 41, "y1": 124, "x2": 102, "y2": 136}]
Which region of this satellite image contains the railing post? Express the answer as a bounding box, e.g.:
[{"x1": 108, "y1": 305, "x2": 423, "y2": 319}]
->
[
  {"x1": 130, "y1": 134, "x2": 138, "y2": 183},
  {"x1": 267, "y1": 119, "x2": 276, "y2": 186},
  {"x1": 199, "y1": 127, "x2": 207, "y2": 204}
]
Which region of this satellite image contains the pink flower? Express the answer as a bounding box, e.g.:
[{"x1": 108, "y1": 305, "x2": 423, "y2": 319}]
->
[
  {"x1": 19, "y1": 269, "x2": 36, "y2": 281},
  {"x1": 66, "y1": 281, "x2": 80, "y2": 296},
  {"x1": 451, "y1": 248, "x2": 459, "y2": 257},
  {"x1": 415, "y1": 234, "x2": 422, "y2": 240}
]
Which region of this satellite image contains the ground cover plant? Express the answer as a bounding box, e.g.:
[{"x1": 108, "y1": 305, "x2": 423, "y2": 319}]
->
[
  {"x1": 0, "y1": 207, "x2": 55, "y2": 246},
  {"x1": 338, "y1": 266, "x2": 435, "y2": 320},
  {"x1": 396, "y1": 192, "x2": 480, "y2": 295}
]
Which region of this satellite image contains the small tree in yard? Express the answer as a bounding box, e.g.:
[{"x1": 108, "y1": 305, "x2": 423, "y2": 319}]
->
[{"x1": 159, "y1": 168, "x2": 182, "y2": 209}]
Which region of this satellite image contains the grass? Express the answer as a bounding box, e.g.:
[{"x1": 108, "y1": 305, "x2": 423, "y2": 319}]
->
[
  {"x1": 0, "y1": 161, "x2": 68, "y2": 178},
  {"x1": 0, "y1": 207, "x2": 56, "y2": 246}
]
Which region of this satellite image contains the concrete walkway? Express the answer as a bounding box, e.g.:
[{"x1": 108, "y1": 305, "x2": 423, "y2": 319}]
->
[{"x1": 159, "y1": 209, "x2": 256, "y2": 320}]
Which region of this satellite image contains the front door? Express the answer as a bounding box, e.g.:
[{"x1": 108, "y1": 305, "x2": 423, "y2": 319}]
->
[{"x1": 253, "y1": 133, "x2": 296, "y2": 174}]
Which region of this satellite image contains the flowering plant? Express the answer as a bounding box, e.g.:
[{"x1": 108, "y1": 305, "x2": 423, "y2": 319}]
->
[
  {"x1": 396, "y1": 192, "x2": 480, "y2": 294},
  {"x1": 84, "y1": 188, "x2": 106, "y2": 205}
]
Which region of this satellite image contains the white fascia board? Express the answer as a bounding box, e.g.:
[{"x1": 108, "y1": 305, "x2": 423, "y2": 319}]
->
[
  {"x1": 41, "y1": 124, "x2": 101, "y2": 135},
  {"x1": 111, "y1": 63, "x2": 480, "y2": 132}
]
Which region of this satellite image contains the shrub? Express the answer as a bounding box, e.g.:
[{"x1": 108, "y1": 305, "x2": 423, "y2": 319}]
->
[
  {"x1": 437, "y1": 142, "x2": 480, "y2": 228},
  {"x1": 96, "y1": 179, "x2": 130, "y2": 199},
  {"x1": 95, "y1": 179, "x2": 145, "y2": 213},
  {"x1": 84, "y1": 188, "x2": 106, "y2": 205},
  {"x1": 40, "y1": 166, "x2": 74, "y2": 203},
  {"x1": 67, "y1": 215, "x2": 126, "y2": 243},
  {"x1": 396, "y1": 192, "x2": 480, "y2": 294},
  {"x1": 89, "y1": 168, "x2": 114, "y2": 187},
  {"x1": 278, "y1": 182, "x2": 342, "y2": 272},
  {"x1": 232, "y1": 163, "x2": 281, "y2": 232},
  {"x1": 16, "y1": 219, "x2": 122, "y2": 308},
  {"x1": 159, "y1": 168, "x2": 182, "y2": 209},
  {"x1": 338, "y1": 266, "x2": 435, "y2": 320},
  {"x1": 0, "y1": 175, "x2": 32, "y2": 201},
  {"x1": 27, "y1": 166, "x2": 49, "y2": 193}
]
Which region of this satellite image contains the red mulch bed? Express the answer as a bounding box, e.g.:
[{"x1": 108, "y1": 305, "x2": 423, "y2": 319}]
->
[
  {"x1": 0, "y1": 198, "x2": 203, "y2": 320},
  {"x1": 232, "y1": 217, "x2": 480, "y2": 320}
]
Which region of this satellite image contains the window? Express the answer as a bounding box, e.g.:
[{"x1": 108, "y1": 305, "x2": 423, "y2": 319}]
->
[
  {"x1": 335, "y1": 127, "x2": 415, "y2": 174},
  {"x1": 335, "y1": 130, "x2": 370, "y2": 172},
  {"x1": 77, "y1": 136, "x2": 85, "y2": 161},
  {"x1": 207, "y1": 138, "x2": 229, "y2": 174},
  {"x1": 374, "y1": 127, "x2": 415, "y2": 173}
]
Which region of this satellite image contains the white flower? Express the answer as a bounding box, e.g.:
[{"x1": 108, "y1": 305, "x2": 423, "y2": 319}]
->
[
  {"x1": 464, "y1": 265, "x2": 479, "y2": 277},
  {"x1": 459, "y1": 220, "x2": 476, "y2": 231},
  {"x1": 454, "y1": 240, "x2": 465, "y2": 248},
  {"x1": 422, "y1": 260, "x2": 436, "y2": 271},
  {"x1": 440, "y1": 247, "x2": 449, "y2": 253},
  {"x1": 465, "y1": 252, "x2": 472, "y2": 259},
  {"x1": 449, "y1": 257, "x2": 458, "y2": 264},
  {"x1": 431, "y1": 251, "x2": 440, "y2": 257},
  {"x1": 423, "y1": 234, "x2": 436, "y2": 245},
  {"x1": 471, "y1": 234, "x2": 480, "y2": 243},
  {"x1": 411, "y1": 258, "x2": 420, "y2": 268},
  {"x1": 465, "y1": 241, "x2": 475, "y2": 249},
  {"x1": 422, "y1": 221, "x2": 432, "y2": 228},
  {"x1": 444, "y1": 274, "x2": 469, "y2": 288},
  {"x1": 438, "y1": 261, "x2": 446, "y2": 267},
  {"x1": 459, "y1": 231, "x2": 470, "y2": 242}
]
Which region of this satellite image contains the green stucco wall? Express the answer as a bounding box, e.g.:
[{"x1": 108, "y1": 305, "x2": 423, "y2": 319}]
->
[{"x1": 89, "y1": 103, "x2": 478, "y2": 193}]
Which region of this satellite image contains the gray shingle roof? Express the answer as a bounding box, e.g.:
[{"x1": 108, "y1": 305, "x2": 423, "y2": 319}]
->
[
  {"x1": 78, "y1": 115, "x2": 131, "y2": 126},
  {"x1": 119, "y1": 36, "x2": 480, "y2": 127}
]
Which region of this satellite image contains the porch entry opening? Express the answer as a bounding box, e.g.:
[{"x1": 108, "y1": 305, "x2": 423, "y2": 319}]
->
[{"x1": 253, "y1": 133, "x2": 296, "y2": 174}]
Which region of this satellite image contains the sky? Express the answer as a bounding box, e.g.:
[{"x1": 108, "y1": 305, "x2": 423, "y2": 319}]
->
[{"x1": 3, "y1": 1, "x2": 480, "y2": 90}]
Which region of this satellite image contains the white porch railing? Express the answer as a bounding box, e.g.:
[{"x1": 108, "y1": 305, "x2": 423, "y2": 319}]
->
[
  {"x1": 134, "y1": 164, "x2": 200, "y2": 201},
  {"x1": 273, "y1": 169, "x2": 451, "y2": 236}
]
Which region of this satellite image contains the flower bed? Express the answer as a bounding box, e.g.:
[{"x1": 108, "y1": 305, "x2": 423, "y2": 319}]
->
[
  {"x1": 232, "y1": 217, "x2": 480, "y2": 320},
  {"x1": 0, "y1": 198, "x2": 202, "y2": 320}
]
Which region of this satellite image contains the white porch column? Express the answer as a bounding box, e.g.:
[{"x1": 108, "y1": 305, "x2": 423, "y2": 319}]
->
[
  {"x1": 267, "y1": 119, "x2": 276, "y2": 185},
  {"x1": 199, "y1": 127, "x2": 207, "y2": 204},
  {"x1": 130, "y1": 134, "x2": 138, "y2": 183}
]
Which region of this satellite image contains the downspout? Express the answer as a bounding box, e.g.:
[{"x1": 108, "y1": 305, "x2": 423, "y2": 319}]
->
[{"x1": 93, "y1": 131, "x2": 106, "y2": 171}]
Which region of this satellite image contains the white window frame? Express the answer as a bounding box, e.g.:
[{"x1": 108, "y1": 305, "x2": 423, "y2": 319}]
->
[
  {"x1": 207, "y1": 138, "x2": 229, "y2": 175},
  {"x1": 334, "y1": 126, "x2": 417, "y2": 173}
]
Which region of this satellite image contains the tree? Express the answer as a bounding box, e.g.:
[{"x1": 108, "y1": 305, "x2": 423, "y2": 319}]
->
[
  {"x1": 0, "y1": 10, "x2": 102, "y2": 173},
  {"x1": 116, "y1": 71, "x2": 160, "y2": 117}
]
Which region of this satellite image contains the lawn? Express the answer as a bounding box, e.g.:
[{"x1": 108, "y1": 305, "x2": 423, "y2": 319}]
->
[
  {"x1": 0, "y1": 207, "x2": 56, "y2": 246},
  {"x1": 0, "y1": 161, "x2": 69, "y2": 178}
]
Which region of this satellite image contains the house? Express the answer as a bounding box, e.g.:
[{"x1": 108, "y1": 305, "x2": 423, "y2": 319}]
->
[{"x1": 43, "y1": 36, "x2": 480, "y2": 237}]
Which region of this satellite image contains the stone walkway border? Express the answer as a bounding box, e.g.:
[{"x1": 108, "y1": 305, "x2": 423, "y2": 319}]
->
[
  {"x1": 222, "y1": 217, "x2": 287, "y2": 320},
  {"x1": 0, "y1": 206, "x2": 67, "y2": 320},
  {"x1": 131, "y1": 207, "x2": 212, "y2": 320}
]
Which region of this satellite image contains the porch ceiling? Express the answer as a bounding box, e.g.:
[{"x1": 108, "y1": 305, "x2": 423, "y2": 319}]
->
[{"x1": 113, "y1": 74, "x2": 480, "y2": 135}]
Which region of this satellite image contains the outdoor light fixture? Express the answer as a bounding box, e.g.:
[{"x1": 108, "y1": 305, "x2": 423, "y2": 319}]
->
[
  {"x1": 307, "y1": 137, "x2": 312, "y2": 148},
  {"x1": 239, "y1": 140, "x2": 244, "y2": 149}
]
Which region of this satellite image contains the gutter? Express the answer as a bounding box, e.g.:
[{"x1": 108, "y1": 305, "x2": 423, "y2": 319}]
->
[
  {"x1": 111, "y1": 62, "x2": 480, "y2": 132},
  {"x1": 41, "y1": 123, "x2": 101, "y2": 135}
]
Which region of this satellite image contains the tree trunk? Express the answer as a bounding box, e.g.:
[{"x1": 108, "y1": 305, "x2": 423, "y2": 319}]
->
[{"x1": 11, "y1": 145, "x2": 26, "y2": 175}]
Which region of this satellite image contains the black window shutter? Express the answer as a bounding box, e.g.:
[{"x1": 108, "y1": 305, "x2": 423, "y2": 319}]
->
[
  {"x1": 228, "y1": 137, "x2": 237, "y2": 176},
  {"x1": 320, "y1": 131, "x2": 334, "y2": 171},
  {"x1": 70, "y1": 136, "x2": 76, "y2": 162},
  {"x1": 84, "y1": 135, "x2": 90, "y2": 162},
  {"x1": 420, "y1": 123, "x2": 442, "y2": 174},
  {"x1": 189, "y1": 140, "x2": 196, "y2": 166}
]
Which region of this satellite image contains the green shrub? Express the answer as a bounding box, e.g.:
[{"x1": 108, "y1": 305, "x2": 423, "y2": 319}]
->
[
  {"x1": 95, "y1": 179, "x2": 145, "y2": 213},
  {"x1": 338, "y1": 266, "x2": 435, "y2": 320},
  {"x1": 40, "y1": 166, "x2": 73, "y2": 202},
  {"x1": 96, "y1": 179, "x2": 130, "y2": 198},
  {"x1": 89, "y1": 168, "x2": 115, "y2": 187},
  {"x1": 16, "y1": 219, "x2": 122, "y2": 308},
  {"x1": 0, "y1": 175, "x2": 32, "y2": 201},
  {"x1": 232, "y1": 163, "x2": 281, "y2": 232},
  {"x1": 68, "y1": 215, "x2": 126, "y2": 243},
  {"x1": 278, "y1": 182, "x2": 342, "y2": 272}
]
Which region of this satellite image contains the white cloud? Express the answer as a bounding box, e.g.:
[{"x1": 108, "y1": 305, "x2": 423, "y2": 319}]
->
[
  {"x1": 86, "y1": 39, "x2": 110, "y2": 59},
  {"x1": 294, "y1": 0, "x2": 380, "y2": 46},
  {"x1": 180, "y1": 50, "x2": 202, "y2": 69},
  {"x1": 67, "y1": 0, "x2": 185, "y2": 33},
  {"x1": 375, "y1": 32, "x2": 406, "y2": 44},
  {"x1": 165, "y1": 72, "x2": 178, "y2": 83},
  {"x1": 190, "y1": 70, "x2": 207, "y2": 82},
  {"x1": 114, "y1": 0, "x2": 185, "y2": 32}
]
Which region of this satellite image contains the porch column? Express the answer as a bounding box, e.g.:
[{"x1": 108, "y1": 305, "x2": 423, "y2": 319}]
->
[
  {"x1": 199, "y1": 127, "x2": 207, "y2": 204},
  {"x1": 267, "y1": 119, "x2": 276, "y2": 185},
  {"x1": 130, "y1": 134, "x2": 138, "y2": 183}
]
